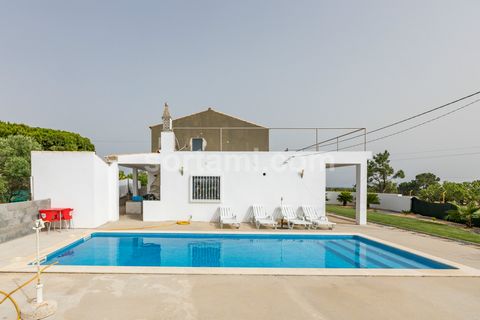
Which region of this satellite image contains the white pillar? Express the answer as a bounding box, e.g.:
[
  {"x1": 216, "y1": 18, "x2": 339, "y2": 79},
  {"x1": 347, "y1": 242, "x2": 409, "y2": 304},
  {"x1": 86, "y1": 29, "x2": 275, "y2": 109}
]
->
[
  {"x1": 132, "y1": 168, "x2": 139, "y2": 196},
  {"x1": 320, "y1": 164, "x2": 327, "y2": 216},
  {"x1": 355, "y1": 162, "x2": 367, "y2": 225},
  {"x1": 109, "y1": 162, "x2": 119, "y2": 222}
]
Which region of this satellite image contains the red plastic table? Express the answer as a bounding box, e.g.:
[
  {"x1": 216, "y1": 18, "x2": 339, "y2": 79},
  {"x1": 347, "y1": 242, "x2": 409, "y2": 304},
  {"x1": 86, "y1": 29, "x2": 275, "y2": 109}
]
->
[{"x1": 39, "y1": 208, "x2": 73, "y2": 232}]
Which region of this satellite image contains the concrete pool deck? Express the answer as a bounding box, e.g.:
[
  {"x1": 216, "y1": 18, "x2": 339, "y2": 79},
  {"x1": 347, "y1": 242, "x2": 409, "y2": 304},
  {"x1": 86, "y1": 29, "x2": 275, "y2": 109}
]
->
[{"x1": 1, "y1": 216, "x2": 480, "y2": 319}]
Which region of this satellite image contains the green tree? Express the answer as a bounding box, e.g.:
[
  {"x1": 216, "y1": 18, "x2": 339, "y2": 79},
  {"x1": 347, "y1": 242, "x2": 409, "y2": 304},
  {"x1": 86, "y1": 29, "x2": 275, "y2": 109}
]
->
[
  {"x1": 468, "y1": 180, "x2": 480, "y2": 204},
  {"x1": 0, "y1": 177, "x2": 8, "y2": 203},
  {"x1": 0, "y1": 121, "x2": 95, "y2": 151},
  {"x1": 367, "y1": 150, "x2": 405, "y2": 193},
  {"x1": 415, "y1": 173, "x2": 441, "y2": 189},
  {"x1": 443, "y1": 182, "x2": 469, "y2": 204},
  {"x1": 119, "y1": 170, "x2": 128, "y2": 180},
  {"x1": 0, "y1": 135, "x2": 42, "y2": 202},
  {"x1": 418, "y1": 183, "x2": 444, "y2": 202},
  {"x1": 446, "y1": 202, "x2": 480, "y2": 228},
  {"x1": 418, "y1": 180, "x2": 480, "y2": 204},
  {"x1": 398, "y1": 172, "x2": 440, "y2": 195},
  {"x1": 337, "y1": 191, "x2": 353, "y2": 206},
  {"x1": 367, "y1": 193, "x2": 380, "y2": 208},
  {"x1": 137, "y1": 172, "x2": 148, "y2": 187},
  {"x1": 398, "y1": 180, "x2": 416, "y2": 196},
  {"x1": 118, "y1": 170, "x2": 148, "y2": 187}
]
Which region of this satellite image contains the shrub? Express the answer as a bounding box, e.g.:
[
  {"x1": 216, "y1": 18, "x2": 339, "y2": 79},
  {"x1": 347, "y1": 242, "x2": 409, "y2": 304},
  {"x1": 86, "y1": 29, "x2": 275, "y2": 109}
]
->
[
  {"x1": 367, "y1": 193, "x2": 380, "y2": 209},
  {"x1": 446, "y1": 202, "x2": 480, "y2": 228},
  {"x1": 337, "y1": 191, "x2": 353, "y2": 206}
]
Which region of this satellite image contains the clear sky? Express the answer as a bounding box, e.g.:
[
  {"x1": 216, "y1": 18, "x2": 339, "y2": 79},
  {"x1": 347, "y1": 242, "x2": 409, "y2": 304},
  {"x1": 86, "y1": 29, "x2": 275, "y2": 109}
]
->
[{"x1": 1, "y1": 0, "x2": 479, "y2": 186}]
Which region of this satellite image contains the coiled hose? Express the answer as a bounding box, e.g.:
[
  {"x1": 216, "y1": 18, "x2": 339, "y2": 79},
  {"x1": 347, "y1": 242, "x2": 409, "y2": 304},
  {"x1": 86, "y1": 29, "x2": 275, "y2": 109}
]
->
[{"x1": 0, "y1": 262, "x2": 57, "y2": 319}]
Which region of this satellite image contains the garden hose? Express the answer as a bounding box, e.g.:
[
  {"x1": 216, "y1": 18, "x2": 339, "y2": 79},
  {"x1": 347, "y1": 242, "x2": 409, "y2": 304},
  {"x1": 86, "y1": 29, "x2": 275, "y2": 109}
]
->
[
  {"x1": 104, "y1": 222, "x2": 178, "y2": 231},
  {"x1": 104, "y1": 217, "x2": 194, "y2": 230},
  {"x1": 0, "y1": 262, "x2": 57, "y2": 319},
  {"x1": 0, "y1": 289, "x2": 21, "y2": 320}
]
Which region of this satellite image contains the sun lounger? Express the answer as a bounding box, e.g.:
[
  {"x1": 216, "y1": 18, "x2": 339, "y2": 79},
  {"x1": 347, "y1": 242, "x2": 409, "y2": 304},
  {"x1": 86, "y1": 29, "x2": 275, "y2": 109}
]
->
[
  {"x1": 219, "y1": 206, "x2": 240, "y2": 229},
  {"x1": 281, "y1": 205, "x2": 312, "y2": 229},
  {"x1": 302, "y1": 205, "x2": 336, "y2": 230},
  {"x1": 252, "y1": 205, "x2": 277, "y2": 229}
]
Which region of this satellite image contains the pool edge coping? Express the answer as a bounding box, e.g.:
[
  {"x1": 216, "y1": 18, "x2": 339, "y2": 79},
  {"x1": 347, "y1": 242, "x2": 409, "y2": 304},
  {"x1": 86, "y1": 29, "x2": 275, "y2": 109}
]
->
[{"x1": 1, "y1": 230, "x2": 479, "y2": 277}]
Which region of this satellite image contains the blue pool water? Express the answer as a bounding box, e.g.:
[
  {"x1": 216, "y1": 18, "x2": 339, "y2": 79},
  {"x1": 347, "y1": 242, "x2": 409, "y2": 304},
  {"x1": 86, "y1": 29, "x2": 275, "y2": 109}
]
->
[{"x1": 42, "y1": 233, "x2": 454, "y2": 269}]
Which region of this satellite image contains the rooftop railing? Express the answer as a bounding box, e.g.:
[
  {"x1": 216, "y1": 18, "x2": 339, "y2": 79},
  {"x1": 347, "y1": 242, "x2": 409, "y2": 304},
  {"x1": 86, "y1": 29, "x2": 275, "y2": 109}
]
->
[{"x1": 171, "y1": 127, "x2": 367, "y2": 152}]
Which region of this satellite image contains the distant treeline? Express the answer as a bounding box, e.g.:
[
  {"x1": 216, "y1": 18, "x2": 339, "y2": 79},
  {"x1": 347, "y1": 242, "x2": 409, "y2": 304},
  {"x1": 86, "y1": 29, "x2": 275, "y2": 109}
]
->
[
  {"x1": 0, "y1": 121, "x2": 95, "y2": 151},
  {"x1": 326, "y1": 187, "x2": 355, "y2": 192}
]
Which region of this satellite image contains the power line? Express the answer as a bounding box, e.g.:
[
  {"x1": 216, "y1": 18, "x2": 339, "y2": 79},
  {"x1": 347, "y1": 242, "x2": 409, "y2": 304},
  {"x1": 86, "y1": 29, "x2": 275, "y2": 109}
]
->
[
  {"x1": 301, "y1": 89, "x2": 480, "y2": 151},
  {"x1": 337, "y1": 98, "x2": 480, "y2": 150},
  {"x1": 392, "y1": 151, "x2": 480, "y2": 161},
  {"x1": 391, "y1": 145, "x2": 480, "y2": 156},
  {"x1": 368, "y1": 90, "x2": 480, "y2": 135}
]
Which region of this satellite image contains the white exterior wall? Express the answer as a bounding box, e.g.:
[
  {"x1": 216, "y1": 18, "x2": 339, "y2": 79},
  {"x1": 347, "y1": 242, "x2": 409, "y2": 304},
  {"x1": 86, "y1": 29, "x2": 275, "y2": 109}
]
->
[
  {"x1": 118, "y1": 151, "x2": 371, "y2": 223},
  {"x1": 31, "y1": 151, "x2": 118, "y2": 228},
  {"x1": 326, "y1": 191, "x2": 412, "y2": 212},
  {"x1": 143, "y1": 153, "x2": 325, "y2": 222}
]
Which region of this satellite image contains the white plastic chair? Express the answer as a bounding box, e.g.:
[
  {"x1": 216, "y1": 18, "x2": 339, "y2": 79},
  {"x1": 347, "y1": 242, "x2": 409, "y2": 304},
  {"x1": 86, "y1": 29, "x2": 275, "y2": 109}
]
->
[
  {"x1": 302, "y1": 205, "x2": 336, "y2": 230},
  {"x1": 281, "y1": 205, "x2": 312, "y2": 229},
  {"x1": 219, "y1": 206, "x2": 240, "y2": 229},
  {"x1": 252, "y1": 205, "x2": 277, "y2": 229}
]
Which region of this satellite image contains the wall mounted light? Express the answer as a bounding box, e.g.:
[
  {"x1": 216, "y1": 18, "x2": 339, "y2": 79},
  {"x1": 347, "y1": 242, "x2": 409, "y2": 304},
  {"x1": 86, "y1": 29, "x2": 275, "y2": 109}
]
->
[{"x1": 300, "y1": 169, "x2": 304, "y2": 178}]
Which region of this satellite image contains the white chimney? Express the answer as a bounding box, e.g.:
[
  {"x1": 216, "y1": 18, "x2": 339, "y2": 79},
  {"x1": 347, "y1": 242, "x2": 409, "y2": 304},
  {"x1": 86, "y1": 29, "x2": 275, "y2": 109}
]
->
[{"x1": 159, "y1": 102, "x2": 175, "y2": 152}]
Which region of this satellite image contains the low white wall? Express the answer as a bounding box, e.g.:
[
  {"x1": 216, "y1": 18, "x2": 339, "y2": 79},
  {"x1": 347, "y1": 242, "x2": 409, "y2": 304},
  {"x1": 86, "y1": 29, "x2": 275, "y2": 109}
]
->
[
  {"x1": 326, "y1": 191, "x2": 343, "y2": 205},
  {"x1": 31, "y1": 151, "x2": 118, "y2": 228},
  {"x1": 326, "y1": 191, "x2": 412, "y2": 212},
  {"x1": 370, "y1": 193, "x2": 412, "y2": 212}
]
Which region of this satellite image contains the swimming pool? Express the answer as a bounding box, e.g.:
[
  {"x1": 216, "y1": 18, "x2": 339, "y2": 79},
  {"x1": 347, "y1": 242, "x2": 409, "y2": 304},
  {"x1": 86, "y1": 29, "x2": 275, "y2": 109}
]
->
[{"x1": 41, "y1": 232, "x2": 454, "y2": 269}]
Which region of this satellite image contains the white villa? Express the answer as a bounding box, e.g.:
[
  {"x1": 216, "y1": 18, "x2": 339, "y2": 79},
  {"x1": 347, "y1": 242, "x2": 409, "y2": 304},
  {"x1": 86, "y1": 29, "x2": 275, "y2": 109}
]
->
[{"x1": 31, "y1": 105, "x2": 371, "y2": 228}]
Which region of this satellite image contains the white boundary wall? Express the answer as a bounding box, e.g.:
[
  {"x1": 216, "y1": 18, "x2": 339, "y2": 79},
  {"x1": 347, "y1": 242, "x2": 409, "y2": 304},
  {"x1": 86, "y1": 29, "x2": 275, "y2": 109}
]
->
[
  {"x1": 326, "y1": 191, "x2": 412, "y2": 212},
  {"x1": 31, "y1": 152, "x2": 119, "y2": 228}
]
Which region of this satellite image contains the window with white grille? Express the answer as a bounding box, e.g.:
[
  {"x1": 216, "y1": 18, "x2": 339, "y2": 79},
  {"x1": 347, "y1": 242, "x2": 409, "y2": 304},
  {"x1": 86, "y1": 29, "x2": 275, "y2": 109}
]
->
[{"x1": 190, "y1": 176, "x2": 221, "y2": 202}]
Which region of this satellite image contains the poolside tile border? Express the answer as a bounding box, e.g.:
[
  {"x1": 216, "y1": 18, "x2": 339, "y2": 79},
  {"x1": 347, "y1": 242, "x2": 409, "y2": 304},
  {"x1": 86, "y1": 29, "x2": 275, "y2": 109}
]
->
[{"x1": 1, "y1": 230, "x2": 479, "y2": 277}]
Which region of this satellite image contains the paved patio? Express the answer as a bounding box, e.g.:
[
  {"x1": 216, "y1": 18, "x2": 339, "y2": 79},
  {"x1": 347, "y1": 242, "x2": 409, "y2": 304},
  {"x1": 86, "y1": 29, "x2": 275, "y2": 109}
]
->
[{"x1": 0, "y1": 215, "x2": 479, "y2": 319}]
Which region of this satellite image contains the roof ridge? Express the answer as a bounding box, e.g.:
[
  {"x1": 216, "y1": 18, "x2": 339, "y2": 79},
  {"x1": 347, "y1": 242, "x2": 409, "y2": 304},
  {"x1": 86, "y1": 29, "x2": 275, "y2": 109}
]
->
[{"x1": 149, "y1": 107, "x2": 267, "y2": 128}]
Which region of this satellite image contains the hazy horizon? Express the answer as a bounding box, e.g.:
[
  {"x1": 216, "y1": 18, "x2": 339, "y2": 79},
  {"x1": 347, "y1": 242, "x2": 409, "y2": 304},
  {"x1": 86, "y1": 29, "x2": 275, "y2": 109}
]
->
[{"x1": 1, "y1": 0, "x2": 479, "y2": 186}]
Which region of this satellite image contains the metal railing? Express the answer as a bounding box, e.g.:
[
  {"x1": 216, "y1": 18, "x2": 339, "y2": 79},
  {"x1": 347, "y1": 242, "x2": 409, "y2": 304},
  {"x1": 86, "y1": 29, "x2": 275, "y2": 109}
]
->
[{"x1": 170, "y1": 127, "x2": 367, "y2": 152}]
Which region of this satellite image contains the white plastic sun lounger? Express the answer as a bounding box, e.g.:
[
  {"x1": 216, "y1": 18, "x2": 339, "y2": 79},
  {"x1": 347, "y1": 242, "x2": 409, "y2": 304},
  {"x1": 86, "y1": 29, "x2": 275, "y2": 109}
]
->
[
  {"x1": 252, "y1": 205, "x2": 277, "y2": 229},
  {"x1": 281, "y1": 205, "x2": 312, "y2": 229},
  {"x1": 219, "y1": 206, "x2": 240, "y2": 229},
  {"x1": 302, "y1": 205, "x2": 336, "y2": 230}
]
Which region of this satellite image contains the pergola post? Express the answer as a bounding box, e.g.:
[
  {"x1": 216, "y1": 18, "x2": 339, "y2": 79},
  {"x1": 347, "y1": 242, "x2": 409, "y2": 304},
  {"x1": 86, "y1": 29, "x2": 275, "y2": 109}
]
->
[
  {"x1": 132, "y1": 168, "x2": 139, "y2": 196},
  {"x1": 355, "y1": 161, "x2": 367, "y2": 225}
]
